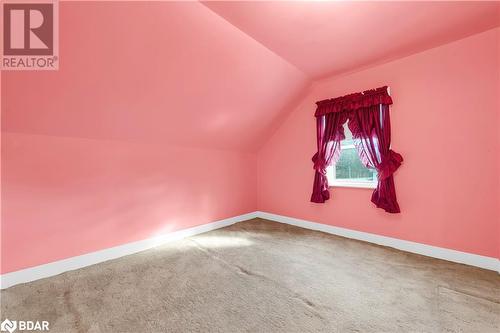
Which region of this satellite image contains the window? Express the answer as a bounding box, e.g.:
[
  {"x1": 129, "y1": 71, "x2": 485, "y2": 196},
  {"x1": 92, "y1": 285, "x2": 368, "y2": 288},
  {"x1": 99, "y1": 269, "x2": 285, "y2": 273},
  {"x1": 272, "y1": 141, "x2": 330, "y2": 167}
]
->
[{"x1": 326, "y1": 121, "x2": 378, "y2": 189}]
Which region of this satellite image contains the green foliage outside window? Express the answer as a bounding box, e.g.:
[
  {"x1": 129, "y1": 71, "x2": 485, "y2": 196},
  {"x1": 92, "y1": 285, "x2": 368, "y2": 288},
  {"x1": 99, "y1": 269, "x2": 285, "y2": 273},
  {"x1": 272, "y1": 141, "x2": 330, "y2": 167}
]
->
[{"x1": 335, "y1": 147, "x2": 376, "y2": 181}]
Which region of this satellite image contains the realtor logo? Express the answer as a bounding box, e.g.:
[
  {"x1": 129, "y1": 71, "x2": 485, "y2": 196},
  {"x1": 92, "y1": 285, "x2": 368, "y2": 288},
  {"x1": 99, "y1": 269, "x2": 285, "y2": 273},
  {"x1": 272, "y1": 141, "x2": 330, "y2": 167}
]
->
[{"x1": 1, "y1": 0, "x2": 59, "y2": 70}]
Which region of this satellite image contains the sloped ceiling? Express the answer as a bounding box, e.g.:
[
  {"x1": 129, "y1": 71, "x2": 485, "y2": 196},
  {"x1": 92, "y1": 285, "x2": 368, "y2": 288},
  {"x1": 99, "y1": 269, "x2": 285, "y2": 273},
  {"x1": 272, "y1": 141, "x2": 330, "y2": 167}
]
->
[
  {"x1": 203, "y1": 1, "x2": 500, "y2": 79},
  {"x1": 3, "y1": 1, "x2": 499, "y2": 152},
  {"x1": 2, "y1": 2, "x2": 308, "y2": 152}
]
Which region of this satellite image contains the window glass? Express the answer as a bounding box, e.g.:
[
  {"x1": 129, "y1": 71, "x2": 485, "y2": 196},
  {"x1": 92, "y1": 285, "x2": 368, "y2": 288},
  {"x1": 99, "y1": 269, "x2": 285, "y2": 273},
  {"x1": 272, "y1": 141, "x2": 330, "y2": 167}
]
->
[{"x1": 326, "y1": 122, "x2": 377, "y2": 188}]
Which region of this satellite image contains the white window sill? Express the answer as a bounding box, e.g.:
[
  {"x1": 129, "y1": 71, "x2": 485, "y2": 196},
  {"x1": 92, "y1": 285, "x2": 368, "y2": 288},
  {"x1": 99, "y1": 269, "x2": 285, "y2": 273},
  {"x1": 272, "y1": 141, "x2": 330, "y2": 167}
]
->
[{"x1": 329, "y1": 181, "x2": 377, "y2": 189}]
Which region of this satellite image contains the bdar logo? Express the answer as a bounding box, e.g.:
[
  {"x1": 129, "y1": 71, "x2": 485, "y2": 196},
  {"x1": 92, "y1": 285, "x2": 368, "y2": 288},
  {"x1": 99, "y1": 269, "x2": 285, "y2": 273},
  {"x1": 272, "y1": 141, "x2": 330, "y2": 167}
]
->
[
  {"x1": 0, "y1": 319, "x2": 49, "y2": 332},
  {"x1": 0, "y1": 319, "x2": 17, "y2": 333},
  {"x1": 1, "y1": 0, "x2": 59, "y2": 70}
]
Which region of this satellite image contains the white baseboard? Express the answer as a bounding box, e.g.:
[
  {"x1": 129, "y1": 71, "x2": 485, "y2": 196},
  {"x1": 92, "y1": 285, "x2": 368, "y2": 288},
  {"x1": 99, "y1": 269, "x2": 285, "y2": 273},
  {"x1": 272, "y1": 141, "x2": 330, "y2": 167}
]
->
[
  {"x1": 0, "y1": 212, "x2": 259, "y2": 289},
  {"x1": 2, "y1": 210, "x2": 498, "y2": 289},
  {"x1": 255, "y1": 211, "x2": 500, "y2": 273}
]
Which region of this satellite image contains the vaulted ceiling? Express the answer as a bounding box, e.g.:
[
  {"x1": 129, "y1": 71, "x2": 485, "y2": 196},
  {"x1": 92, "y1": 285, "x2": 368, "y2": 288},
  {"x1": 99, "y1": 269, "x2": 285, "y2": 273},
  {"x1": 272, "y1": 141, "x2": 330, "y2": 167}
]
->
[
  {"x1": 2, "y1": 2, "x2": 308, "y2": 151},
  {"x1": 203, "y1": 1, "x2": 500, "y2": 79},
  {"x1": 2, "y1": 1, "x2": 499, "y2": 152}
]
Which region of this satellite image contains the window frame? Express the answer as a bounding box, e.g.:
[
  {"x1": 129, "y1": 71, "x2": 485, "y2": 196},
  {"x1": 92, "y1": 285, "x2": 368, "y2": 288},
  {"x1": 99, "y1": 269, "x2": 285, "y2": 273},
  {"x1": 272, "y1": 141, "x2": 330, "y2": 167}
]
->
[{"x1": 326, "y1": 125, "x2": 378, "y2": 189}]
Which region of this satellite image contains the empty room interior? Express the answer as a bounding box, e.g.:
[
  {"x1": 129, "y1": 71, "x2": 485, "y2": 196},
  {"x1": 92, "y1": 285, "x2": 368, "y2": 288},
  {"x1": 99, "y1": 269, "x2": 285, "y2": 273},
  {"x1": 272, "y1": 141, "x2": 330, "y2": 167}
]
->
[{"x1": 1, "y1": 1, "x2": 500, "y2": 332}]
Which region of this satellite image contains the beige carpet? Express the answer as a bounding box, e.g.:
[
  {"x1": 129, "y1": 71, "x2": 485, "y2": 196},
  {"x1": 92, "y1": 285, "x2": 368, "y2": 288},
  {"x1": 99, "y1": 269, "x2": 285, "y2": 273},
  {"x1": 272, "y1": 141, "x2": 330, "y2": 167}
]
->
[{"x1": 1, "y1": 218, "x2": 499, "y2": 332}]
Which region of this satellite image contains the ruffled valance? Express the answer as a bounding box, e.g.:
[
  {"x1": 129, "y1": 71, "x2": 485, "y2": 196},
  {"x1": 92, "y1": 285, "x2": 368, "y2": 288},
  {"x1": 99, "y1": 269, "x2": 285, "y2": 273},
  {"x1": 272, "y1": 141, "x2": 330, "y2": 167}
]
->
[{"x1": 315, "y1": 86, "x2": 393, "y2": 117}]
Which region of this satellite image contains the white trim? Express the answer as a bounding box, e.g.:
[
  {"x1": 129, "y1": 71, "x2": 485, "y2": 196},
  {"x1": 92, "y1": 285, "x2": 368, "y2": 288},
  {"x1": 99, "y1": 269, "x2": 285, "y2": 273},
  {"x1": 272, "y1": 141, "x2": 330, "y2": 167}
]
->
[
  {"x1": 329, "y1": 181, "x2": 377, "y2": 189},
  {"x1": 0, "y1": 212, "x2": 259, "y2": 289},
  {"x1": 254, "y1": 211, "x2": 500, "y2": 273},
  {"x1": 2, "y1": 210, "x2": 498, "y2": 289}
]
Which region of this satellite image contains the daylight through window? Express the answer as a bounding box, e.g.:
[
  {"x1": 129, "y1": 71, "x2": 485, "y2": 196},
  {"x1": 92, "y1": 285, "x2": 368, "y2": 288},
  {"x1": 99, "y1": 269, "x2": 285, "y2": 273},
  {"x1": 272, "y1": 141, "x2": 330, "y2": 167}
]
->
[{"x1": 326, "y1": 121, "x2": 378, "y2": 188}]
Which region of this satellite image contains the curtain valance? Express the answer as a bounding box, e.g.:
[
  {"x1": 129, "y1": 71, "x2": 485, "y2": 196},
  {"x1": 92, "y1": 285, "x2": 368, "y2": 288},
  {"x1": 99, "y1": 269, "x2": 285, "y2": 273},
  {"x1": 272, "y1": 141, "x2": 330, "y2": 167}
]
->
[{"x1": 315, "y1": 86, "x2": 393, "y2": 117}]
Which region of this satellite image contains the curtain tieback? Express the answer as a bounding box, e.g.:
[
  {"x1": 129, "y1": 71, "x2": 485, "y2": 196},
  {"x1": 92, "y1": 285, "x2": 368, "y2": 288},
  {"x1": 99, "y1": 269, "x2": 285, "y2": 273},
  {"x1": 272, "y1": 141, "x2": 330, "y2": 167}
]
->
[
  {"x1": 311, "y1": 152, "x2": 327, "y2": 171},
  {"x1": 377, "y1": 150, "x2": 403, "y2": 180}
]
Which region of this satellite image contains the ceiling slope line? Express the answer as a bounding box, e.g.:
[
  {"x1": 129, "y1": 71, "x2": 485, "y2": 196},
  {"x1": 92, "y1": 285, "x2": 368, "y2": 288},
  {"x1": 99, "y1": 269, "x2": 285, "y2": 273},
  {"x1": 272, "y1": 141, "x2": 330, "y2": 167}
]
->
[{"x1": 199, "y1": 0, "x2": 311, "y2": 81}]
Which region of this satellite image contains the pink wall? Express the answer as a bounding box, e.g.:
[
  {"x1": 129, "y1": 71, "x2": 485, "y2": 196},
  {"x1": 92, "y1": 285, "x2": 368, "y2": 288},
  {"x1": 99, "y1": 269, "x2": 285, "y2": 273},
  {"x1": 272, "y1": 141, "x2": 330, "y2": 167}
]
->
[
  {"x1": 1, "y1": 132, "x2": 256, "y2": 273},
  {"x1": 257, "y1": 28, "x2": 500, "y2": 259},
  {"x1": 1, "y1": 2, "x2": 498, "y2": 275},
  {"x1": 1, "y1": 1, "x2": 289, "y2": 274},
  {"x1": 497, "y1": 29, "x2": 500, "y2": 259}
]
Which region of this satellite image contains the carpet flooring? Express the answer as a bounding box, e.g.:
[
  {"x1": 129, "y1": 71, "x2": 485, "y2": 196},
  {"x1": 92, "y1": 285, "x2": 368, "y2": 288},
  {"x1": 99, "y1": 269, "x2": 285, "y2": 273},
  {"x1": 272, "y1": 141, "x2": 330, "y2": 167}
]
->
[{"x1": 1, "y1": 218, "x2": 499, "y2": 332}]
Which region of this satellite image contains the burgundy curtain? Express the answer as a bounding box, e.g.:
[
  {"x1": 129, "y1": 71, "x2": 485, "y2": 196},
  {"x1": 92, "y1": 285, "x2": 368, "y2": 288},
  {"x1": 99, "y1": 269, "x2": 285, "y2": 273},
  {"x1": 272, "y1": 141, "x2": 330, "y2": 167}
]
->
[
  {"x1": 348, "y1": 104, "x2": 403, "y2": 213},
  {"x1": 310, "y1": 112, "x2": 348, "y2": 203},
  {"x1": 311, "y1": 86, "x2": 403, "y2": 213}
]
